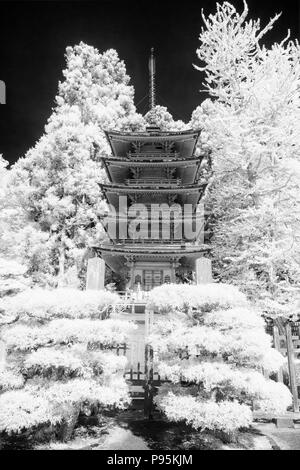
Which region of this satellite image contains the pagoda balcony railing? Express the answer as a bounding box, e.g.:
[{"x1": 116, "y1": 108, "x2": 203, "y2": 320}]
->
[
  {"x1": 116, "y1": 290, "x2": 150, "y2": 303},
  {"x1": 100, "y1": 211, "x2": 203, "y2": 222},
  {"x1": 113, "y1": 238, "x2": 195, "y2": 245},
  {"x1": 125, "y1": 178, "x2": 182, "y2": 187},
  {"x1": 127, "y1": 151, "x2": 180, "y2": 160}
]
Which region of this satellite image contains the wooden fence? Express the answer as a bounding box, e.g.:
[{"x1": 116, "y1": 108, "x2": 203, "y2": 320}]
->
[{"x1": 266, "y1": 319, "x2": 300, "y2": 412}]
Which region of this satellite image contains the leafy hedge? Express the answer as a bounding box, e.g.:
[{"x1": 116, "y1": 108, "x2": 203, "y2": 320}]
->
[
  {"x1": 0, "y1": 288, "x2": 135, "y2": 440},
  {"x1": 147, "y1": 283, "x2": 291, "y2": 435}
]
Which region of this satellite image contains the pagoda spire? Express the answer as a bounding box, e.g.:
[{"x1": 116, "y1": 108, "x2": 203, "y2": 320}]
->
[{"x1": 148, "y1": 47, "x2": 156, "y2": 110}]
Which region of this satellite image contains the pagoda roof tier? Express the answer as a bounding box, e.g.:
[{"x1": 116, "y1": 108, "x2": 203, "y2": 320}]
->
[
  {"x1": 95, "y1": 242, "x2": 209, "y2": 272},
  {"x1": 101, "y1": 156, "x2": 202, "y2": 166},
  {"x1": 101, "y1": 154, "x2": 204, "y2": 164},
  {"x1": 99, "y1": 182, "x2": 205, "y2": 191},
  {"x1": 99, "y1": 182, "x2": 206, "y2": 207},
  {"x1": 100, "y1": 156, "x2": 204, "y2": 185},
  {"x1": 99, "y1": 212, "x2": 204, "y2": 222},
  {"x1": 104, "y1": 129, "x2": 201, "y2": 158}
]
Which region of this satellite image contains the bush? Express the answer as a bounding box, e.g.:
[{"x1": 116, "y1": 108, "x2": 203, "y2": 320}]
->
[
  {"x1": 0, "y1": 257, "x2": 28, "y2": 299},
  {"x1": 0, "y1": 390, "x2": 57, "y2": 435},
  {"x1": 0, "y1": 369, "x2": 24, "y2": 392},
  {"x1": 147, "y1": 283, "x2": 291, "y2": 436},
  {"x1": 155, "y1": 388, "x2": 253, "y2": 434},
  {"x1": 0, "y1": 288, "x2": 134, "y2": 440},
  {"x1": 0, "y1": 288, "x2": 120, "y2": 320}
]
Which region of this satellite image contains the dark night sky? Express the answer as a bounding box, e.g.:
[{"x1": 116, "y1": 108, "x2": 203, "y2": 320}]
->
[{"x1": 0, "y1": 0, "x2": 299, "y2": 165}]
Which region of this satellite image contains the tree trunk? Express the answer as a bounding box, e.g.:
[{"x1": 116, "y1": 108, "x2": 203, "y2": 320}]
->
[{"x1": 58, "y1": 232, "x2": 66, "y2": 285}]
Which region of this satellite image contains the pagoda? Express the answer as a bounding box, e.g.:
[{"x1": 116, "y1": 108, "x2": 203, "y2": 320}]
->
[{"x1": 95, "y1": 49, "x2": 210, "y2": 292}]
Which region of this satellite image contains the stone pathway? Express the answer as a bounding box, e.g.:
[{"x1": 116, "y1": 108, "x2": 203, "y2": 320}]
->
[
  {"x1": 255, "y1": 423, "x2": 300, "y2": 450},
  {"x1": 88, "y1": 425, "x2": 149, "y2": 450}
]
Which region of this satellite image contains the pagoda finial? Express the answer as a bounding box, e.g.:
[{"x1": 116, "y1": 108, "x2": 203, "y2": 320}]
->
[{"x1": 148, "y1": 47, "x2": 156, "y2": 110}]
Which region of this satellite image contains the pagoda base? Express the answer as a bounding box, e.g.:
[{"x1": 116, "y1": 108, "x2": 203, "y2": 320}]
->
[{"x1": 94, "y1": 242, "x2": 209, "y2": 291}]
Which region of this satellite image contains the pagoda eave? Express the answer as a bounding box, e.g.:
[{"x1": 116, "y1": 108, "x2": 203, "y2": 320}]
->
[
  {"x1": 99, "y1": 183, "x2": 206, "y2": 207},
  {"x1": 94, "y1": 243, "x2": 209, "y2": 272},
  {"x1": 104, "y1": 129, "x2": 201, "y2": 159},
  {"x1": 99, "y1": 183, "x2": 205, "y2": 193},
  {"x1": 104, "y1": 128, "x2": 200, "y2": 140},
  {"x1": 101, "y1": 156, "x2": 203, "y2": 167},
  {"x1": 100, "y1": 157, "x2": 204, "y2": 186},
  {"x1": 96, "y1": 243, "x2": 209, "y2": 257}
]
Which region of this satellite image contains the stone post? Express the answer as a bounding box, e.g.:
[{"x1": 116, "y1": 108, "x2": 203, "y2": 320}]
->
[
  {"x1": 86, "y1": 257, "x2": 105, "y2": 290},
  {"x1": 195, "y1": 257, "x2": 213, "y2": 284}
]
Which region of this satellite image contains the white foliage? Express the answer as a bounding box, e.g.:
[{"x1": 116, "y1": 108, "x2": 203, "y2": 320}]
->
[
  {"x1": 1, "y1": 43, "x2": 145, "y2": 281},
  {"x1": 156, "y1": 390, "x2": 253, "y2": 433},
  {"x1": 3, "y1": 317, "x2": 135, "y2": 352},
  {"x1": 40, "y1": 376, "x2": 130, "y2": 410},
  {"x1": 0, "y1": 257, "x2": 29, "y2": 300},
  {"x1": 260, "y1": 348, "x2": 287, "y2": 373},
  {"x1": 195, "y1": 0, "x2": 280, "y2": 105},
  {"x1": 144, "y1": 105, "x2": 187, "y2": 131},
  {"x1": 23, "y1": 348, "x2": 86, "y2": 378},
  {"x1": 0, "y1": 287, "x2": 133, "y2": 438},
  {"x1": 89, "y1": 351, "x2": 128, "y2": 376},
  {"x1": 204, "y1": 307, "x2": 266, "y2": 330},
  {"x1": 148, "y1": 283, "x2": 291, "y2": 432},
  {"x1": 0, "y1": 390, "x2": 58, "y2": 434},
  {"x1": 0, "y1": 369, "x2": 24, "y2": 392},
  {"x1": 0, "y1": 376, "x2": 130, "y2": 434},
  {"x1": 192, "y1": 1, "x2": 300, "y2": 314},
  {"x1": 147, "y1": 283, "x2": 247, "y2": 313},
  {"x1": 0, "y1": 258, "x2": 26, "y2": 277},
  {"x1": 1, "y1": 287, "x2": 120, "y2": 320},
  {"x1": 252, "y1": 380, "x2": 292, "y2": 415}
]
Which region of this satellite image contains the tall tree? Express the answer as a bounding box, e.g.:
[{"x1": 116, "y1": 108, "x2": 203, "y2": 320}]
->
[
  {"x1": 144, "y1": 105, "x2": 187, "y2": 131},
  {"x1": 0, "y1": 155, "x2": 8, "y2": 186},
  {"x1": 4, "y1": 43, "x2": 144, "y2": 285},
  {"x1": 191, "y1": 1, "x2": 300, "y2": 316}
]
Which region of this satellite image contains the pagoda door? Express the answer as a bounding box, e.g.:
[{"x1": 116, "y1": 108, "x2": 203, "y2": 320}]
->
[
  {"x1": 143, "y1": 269, "x2": 163, "y2": 291},
  {"x1": 153, "y1": 270, "x2": 163, "y2": 287}
]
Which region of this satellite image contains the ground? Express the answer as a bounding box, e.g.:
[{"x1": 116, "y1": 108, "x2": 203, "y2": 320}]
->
[
  {"x1": 33, "y1": 411, "x2": 280, "y2": 451},
  {"x1": 254, "y1": 422, "x2": 300, "y2": 450},
  {"x1": 3, "y1": 408, "x2": 300, "y2": 450}
]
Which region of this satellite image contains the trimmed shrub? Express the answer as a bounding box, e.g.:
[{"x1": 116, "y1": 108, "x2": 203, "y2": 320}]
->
[
  {"x1": 147, "y1": 283, "x2": 291, "y2": 436},
  {"x1": 0, "y1": 288, "x2": 135, "y2": 441}
]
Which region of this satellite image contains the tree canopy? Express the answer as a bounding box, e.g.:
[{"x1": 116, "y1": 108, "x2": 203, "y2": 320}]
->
[
  {"x1": 1, "y1": 43, "x2": 145, "y2": 286},
  {"x1": 191, "y1": 1, "x2": 300, "y2": 317}
]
